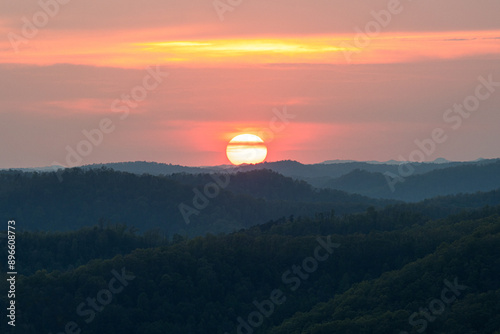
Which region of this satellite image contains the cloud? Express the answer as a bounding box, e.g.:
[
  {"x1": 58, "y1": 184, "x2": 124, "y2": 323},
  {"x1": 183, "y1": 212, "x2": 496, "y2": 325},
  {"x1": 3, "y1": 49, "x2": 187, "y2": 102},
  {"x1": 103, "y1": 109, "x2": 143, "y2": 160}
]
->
[
  {"x1": 1, "y1": 0, "x2": 499, "y2": 36},
  {"x1": 442, "y1": 38, "x2": 477, "y2": 41}
]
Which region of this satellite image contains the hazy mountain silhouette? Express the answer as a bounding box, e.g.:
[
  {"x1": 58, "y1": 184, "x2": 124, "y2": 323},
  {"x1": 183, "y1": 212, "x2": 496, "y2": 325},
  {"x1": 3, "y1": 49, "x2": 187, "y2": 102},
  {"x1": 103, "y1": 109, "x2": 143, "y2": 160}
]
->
[
  {"x1": 83, "y1": 161, "x2": 217, "y2": 175},
  {"x1": 0, "y1": 168, "x2": 393, "y2": 237},
  {"x1": 74, "y1": 159, "x2": 490, "y2": 181},
  {"x1": 324, "y1": 160, "x2": 500, "y2": 201},
  {"x1": 73, "y1": 158, "x2": 500, "y2": 201}
]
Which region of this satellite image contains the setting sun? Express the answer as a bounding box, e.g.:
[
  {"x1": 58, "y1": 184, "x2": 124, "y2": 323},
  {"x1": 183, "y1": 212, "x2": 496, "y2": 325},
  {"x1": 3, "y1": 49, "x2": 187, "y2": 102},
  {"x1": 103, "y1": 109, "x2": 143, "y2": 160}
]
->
[{"x1": 226, "y1": 134, "x2": 267, "y2": 165}]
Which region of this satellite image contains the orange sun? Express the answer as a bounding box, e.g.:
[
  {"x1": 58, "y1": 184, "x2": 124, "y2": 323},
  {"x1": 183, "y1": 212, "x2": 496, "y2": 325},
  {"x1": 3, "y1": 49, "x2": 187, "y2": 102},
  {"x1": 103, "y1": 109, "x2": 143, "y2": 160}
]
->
[{"x1": 226, "y1": 134, "x2": 267, "y2": 165}]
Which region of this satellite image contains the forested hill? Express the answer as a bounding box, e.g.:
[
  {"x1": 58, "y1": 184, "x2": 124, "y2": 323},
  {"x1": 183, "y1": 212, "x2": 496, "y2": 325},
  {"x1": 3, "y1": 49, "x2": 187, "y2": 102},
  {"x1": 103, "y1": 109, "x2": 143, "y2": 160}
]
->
[
  {"x1": 85, "y1": 161, "x2": 216, "y2": 175},
  {"x1": 1, "y1": 204, "x2": 499, "y2": 333},
  {"x1": 167, "y1": 169, "x2": 375, "y2": 203},
  {"x1": 324, "y1": 160, "x2": 500, "y2": 201},
  {"x1": 83, "y1": 159, "x2": 498, "y2": 181},
  {"x1": 80, "y1": 159, "x2": 500, "y2": 201},
  {"x1": 0, "y1": 168, "x2": 392, "y2": 237},
  {"x1": 268, "y1": 214, "x2": 500, "y2": 333}
]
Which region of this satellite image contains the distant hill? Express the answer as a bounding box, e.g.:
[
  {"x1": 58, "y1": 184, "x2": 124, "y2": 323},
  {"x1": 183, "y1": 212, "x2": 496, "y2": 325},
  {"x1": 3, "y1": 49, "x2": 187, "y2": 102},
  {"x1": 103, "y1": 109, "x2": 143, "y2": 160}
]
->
[
  {"x1": 7, "y1": 159, "x2": 498, "y2": 182},
  {"x1": 324, "y1": 160, "x2": 500, "y2": 201},
  {"x1": 78, "y1": 159, "x2": 498, "y2": 189},
  {"x1": 8, "y1": 158, "x2": 500, "y2": 204},
  {"x1": 321, "y1": 157, "x2": 452, "y2": 165},
  {"x1": 227, "y1": 159, "x2": 480, "y2": 181},
  {"x1": 80, "y1": 159, "x2": 500, "y2": 201},
  {"x1": 0, "y1": 168, "x2": 393, "y2": 237},
  {"x1": 83, "y1": 161, "x2": 218, "y2": 175}
]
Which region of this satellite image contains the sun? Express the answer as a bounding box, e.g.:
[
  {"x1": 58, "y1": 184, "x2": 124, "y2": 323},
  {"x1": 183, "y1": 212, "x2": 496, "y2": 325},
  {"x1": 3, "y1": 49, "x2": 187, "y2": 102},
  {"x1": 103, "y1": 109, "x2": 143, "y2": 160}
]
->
[{"x1": 226, "y1": 134, "x2": 267, "y2": 165}]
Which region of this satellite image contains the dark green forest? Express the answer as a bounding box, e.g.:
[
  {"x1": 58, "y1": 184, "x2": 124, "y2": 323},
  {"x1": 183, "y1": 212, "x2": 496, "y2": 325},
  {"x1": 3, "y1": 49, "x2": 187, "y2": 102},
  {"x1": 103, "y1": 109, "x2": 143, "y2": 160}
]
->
[
  {"x1": 83, "y1": 159, "x2": 500, "y2": 201},
  {"x1": 0, "y1": 168, "x2": 394, "y2": 237},
  {"x1": 0, "y1": 167, "x2": 499, "y2": 333}
]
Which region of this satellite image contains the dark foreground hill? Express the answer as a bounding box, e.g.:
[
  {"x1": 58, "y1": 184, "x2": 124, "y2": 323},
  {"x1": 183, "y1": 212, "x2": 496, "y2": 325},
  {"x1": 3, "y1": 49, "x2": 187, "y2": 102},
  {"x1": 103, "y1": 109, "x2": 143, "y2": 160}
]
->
[
  {"x1": 268, "y1": 214, "x2": 500, "y2": 334},
  {"x1": 1, "y1": 204, "x2": 499, "y2": 334}
]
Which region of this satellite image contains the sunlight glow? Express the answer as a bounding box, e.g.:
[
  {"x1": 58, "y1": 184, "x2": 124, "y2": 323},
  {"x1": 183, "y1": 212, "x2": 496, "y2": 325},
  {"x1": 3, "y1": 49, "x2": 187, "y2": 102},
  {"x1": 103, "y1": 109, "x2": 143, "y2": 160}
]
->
[
  {"x1": 0, "y1": 30, "x2": 499, "y2": 68},
  {"x1": 226, "y1": 134, "x2": 268, "y2": 165},
  {"x1": 138, "y1": 39, "x2": 348, "y2": 53}
]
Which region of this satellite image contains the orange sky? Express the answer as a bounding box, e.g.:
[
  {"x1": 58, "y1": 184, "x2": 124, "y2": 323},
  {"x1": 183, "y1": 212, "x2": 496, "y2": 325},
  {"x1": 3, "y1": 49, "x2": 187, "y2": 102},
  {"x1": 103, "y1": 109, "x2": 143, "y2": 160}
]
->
[
  {"x1": 1, "y1": 30, "x2": 499, "y2": 68},
  {"x1": 0, "y1": 0, "x2": 499, "y2": 167}
]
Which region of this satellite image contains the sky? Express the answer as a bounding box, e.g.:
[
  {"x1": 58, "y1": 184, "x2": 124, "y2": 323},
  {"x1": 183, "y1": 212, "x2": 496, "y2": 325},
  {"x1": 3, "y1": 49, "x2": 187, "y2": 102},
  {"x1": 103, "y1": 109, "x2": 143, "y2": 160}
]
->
[{"x1": 0, "y1": 0, "x2": 499, "y2": 168}]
